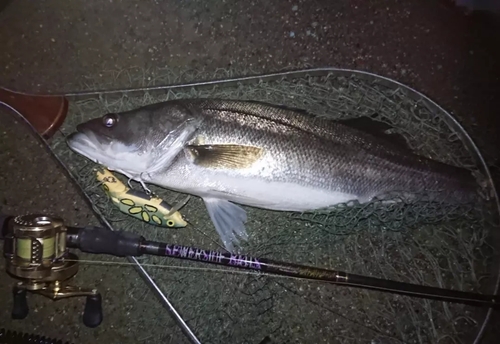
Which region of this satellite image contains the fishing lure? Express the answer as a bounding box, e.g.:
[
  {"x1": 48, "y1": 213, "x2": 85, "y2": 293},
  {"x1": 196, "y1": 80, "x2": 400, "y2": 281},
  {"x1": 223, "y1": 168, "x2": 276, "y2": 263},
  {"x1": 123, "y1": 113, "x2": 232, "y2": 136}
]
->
[{"x1": 96, "y1": 168, "x2": 187, "y2": 228}]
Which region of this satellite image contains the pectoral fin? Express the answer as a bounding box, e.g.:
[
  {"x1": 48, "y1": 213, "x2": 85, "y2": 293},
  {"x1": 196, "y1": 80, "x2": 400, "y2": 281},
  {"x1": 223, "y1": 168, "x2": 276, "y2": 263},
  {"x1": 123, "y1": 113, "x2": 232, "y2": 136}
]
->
[
  {"x1": 186, "y1": 144, "x2": 264, "y2": 169},
  {"x1": 202, "y1": 197, "x2": 249, "y2": 252}
]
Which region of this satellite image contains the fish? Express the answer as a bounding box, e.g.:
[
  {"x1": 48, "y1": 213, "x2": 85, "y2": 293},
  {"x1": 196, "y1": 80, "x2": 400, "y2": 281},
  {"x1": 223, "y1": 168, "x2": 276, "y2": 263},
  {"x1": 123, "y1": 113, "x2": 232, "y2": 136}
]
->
[
  {"x1": 96, "y1": 168, "x2": 187, "y2": 228},
  {"x1": 66, "y1": 98, "x2": 484, "y2": 252}
]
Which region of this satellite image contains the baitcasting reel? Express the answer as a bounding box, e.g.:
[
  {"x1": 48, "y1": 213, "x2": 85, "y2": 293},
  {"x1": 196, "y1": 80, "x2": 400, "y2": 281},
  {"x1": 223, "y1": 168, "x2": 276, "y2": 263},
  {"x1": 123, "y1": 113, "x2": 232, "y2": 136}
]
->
[{"x1": 2, "y1": 214, "x2": 102, "y2": 328}]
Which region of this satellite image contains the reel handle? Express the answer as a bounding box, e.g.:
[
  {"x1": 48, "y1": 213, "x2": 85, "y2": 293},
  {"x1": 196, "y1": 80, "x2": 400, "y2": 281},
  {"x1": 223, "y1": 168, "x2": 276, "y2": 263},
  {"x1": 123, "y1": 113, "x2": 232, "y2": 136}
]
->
[
  {"x1": 11, "y1": 287, "x2": 29, "y2": 320},
  {"x1": 83, "y1": 293, "x2": 103, "y2": 328}
]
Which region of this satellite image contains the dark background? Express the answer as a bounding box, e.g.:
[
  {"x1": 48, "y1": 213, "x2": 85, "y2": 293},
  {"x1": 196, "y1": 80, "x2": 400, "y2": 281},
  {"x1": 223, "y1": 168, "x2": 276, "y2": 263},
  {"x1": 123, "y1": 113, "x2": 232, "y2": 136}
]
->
[{"x1": 0, "y1": 0, "x2": 499, "y2": 343}]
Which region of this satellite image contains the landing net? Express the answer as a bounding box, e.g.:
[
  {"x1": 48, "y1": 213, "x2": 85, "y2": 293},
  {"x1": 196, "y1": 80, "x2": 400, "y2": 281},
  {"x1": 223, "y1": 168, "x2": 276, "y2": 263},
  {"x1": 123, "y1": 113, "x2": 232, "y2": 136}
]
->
[{"x1": 50, "y1": 69, "x2": 499, "y2": 344}]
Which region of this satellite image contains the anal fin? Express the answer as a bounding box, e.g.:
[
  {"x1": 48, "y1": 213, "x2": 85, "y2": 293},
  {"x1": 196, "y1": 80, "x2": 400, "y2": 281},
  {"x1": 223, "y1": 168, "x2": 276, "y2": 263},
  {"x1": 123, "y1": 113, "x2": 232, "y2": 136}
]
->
[{"x1": 202, "y1": 197, "x2": 249, "y2": 252}]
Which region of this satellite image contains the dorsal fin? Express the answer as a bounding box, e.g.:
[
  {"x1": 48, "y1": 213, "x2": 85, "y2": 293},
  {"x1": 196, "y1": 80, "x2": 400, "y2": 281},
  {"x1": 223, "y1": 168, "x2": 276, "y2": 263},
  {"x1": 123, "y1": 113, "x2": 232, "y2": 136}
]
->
[{"x1": 339, "y1": 116, "x2": 411, "y2": 150}]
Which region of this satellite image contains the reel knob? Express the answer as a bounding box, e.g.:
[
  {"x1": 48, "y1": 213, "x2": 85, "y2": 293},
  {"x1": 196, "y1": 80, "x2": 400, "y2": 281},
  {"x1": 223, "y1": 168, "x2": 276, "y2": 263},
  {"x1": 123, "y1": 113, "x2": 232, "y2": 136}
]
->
[
  {"x1": 11, "y1": 286, "x2": 28, "y2": 320},
  {"x1": 83, "y1": 292, "x2": 103, "y2": 328}
]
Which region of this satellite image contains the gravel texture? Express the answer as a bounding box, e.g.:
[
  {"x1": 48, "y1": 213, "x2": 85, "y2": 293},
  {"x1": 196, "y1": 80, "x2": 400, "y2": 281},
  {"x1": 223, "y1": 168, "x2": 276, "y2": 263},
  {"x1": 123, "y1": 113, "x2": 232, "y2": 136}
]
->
[{"x1": 0, "y1": 0, "x2": 499, "y2": 343}]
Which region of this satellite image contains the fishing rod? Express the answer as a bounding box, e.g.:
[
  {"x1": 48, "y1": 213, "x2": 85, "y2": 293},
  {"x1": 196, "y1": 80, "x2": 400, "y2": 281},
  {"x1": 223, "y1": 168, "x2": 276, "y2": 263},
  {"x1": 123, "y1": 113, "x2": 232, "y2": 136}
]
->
[
  {"x1": 66, "y1": 224, "x2": 500, "y2": 309},
  {"x1": 2, "y1": 213, "x2": 499, "y2": 325}
]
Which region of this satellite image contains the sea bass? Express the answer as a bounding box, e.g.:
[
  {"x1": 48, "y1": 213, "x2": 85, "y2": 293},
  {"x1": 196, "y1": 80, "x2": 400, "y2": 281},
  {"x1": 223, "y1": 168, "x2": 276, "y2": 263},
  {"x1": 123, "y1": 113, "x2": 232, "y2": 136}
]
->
[{"x1": 66, "y1": 99, "x2": 482, "y2": 252}]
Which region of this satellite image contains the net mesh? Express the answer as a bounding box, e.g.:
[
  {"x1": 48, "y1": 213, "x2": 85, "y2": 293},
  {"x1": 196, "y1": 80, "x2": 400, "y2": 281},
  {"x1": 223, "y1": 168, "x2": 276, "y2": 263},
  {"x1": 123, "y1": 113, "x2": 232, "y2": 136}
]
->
[{"x1": 49, "y1": 70, "x2": 499, "y2": 344}]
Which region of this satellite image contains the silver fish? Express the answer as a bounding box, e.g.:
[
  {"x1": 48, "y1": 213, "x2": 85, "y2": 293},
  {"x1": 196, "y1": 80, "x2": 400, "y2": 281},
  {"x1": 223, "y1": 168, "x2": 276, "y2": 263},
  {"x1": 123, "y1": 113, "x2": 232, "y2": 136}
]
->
[{"x1": 66, "y1": 99, "x2": 482, "y2": 252}]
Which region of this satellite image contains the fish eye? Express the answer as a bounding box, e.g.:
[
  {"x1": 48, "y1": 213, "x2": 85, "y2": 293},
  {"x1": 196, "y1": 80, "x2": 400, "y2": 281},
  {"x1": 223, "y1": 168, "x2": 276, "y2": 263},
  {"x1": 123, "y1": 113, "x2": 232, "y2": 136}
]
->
[{"x1": 102, "y1": 113, "x2": 118, "y2": 128}]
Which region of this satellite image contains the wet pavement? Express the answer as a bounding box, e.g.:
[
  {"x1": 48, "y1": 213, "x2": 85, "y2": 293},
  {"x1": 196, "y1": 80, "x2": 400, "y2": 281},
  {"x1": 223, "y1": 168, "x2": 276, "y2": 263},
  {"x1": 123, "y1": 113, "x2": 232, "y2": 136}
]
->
[{"x1": 0, "y1": 0, "x2": 499, "y2": 343}]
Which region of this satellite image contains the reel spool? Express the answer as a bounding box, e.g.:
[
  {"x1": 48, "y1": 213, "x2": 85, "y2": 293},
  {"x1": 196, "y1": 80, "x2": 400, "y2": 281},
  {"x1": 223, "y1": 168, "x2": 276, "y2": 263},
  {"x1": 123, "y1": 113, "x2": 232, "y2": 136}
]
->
[{"x1": 2, "y1": 214, "x2": 103, "y2": 328}]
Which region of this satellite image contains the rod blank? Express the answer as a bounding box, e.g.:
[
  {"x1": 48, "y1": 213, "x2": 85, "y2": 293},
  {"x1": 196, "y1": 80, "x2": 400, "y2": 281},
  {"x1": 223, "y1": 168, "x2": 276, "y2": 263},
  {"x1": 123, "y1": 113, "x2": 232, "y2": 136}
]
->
[{"x1": 65, "y1": 226, "x2": 500, "y2": 310}]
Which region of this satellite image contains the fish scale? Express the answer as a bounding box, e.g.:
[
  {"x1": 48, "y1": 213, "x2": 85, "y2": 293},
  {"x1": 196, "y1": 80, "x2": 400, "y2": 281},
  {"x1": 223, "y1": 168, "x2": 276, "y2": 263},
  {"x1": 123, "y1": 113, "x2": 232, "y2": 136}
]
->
[{"x1": 66, "y1": 98, "x2": 483, "y2": 252}]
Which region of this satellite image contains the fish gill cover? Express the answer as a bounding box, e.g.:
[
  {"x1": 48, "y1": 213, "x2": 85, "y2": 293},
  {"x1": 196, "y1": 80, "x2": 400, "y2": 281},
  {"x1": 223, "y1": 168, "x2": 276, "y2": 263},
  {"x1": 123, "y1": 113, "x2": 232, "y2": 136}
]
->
[{"x1": 50, "y1": 68, "x2": 498, "y2": 344}]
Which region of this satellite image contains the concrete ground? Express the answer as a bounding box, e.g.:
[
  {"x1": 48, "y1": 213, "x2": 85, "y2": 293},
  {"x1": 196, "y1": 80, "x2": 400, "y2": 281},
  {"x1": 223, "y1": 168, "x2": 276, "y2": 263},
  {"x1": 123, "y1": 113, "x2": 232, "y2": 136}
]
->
[{"x1": 0, "y1": 0, "x2": 499, "y2": 343}]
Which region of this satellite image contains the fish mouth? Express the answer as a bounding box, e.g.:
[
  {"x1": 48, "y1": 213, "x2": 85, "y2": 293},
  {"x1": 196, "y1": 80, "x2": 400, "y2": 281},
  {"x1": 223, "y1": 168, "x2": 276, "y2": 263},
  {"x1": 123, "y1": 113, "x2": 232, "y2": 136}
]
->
[
  {"x1": 66, "y1": 127, "x2": 149, "y2": 177},
  {"x1": 66, "y1": 130, "x2": 112, "y2": 166},
  {"x1": 66, "y1": 123, "x2": 117, "y2": 167}
]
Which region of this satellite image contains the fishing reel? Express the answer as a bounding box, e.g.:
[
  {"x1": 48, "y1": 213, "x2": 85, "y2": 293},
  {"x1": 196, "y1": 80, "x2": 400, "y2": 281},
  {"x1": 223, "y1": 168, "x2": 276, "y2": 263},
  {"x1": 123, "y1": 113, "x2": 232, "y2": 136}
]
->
[{"x1": 2, "y1": 214, "x2": 103, "y2": 328}]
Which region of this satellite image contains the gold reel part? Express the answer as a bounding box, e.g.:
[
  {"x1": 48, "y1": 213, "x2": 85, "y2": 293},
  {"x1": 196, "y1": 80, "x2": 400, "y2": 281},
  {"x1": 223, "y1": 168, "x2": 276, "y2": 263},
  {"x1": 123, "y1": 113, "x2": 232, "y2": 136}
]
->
[
  {"x1": 3, "y1": 213, "x2": 102, "y2": 327},
  {"x1": 6, "y1": 214, "x2": 74, "y2": 283}
]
